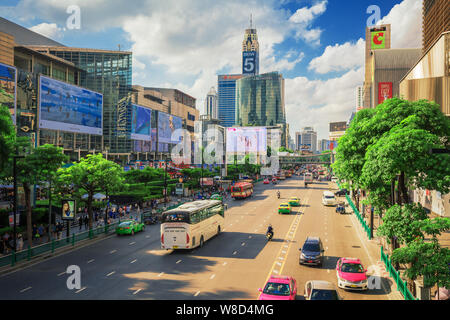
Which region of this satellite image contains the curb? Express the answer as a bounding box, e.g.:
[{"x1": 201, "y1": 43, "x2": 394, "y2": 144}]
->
[{"x1": 0, "y1": 232, "x2": 116, "y2": 277}]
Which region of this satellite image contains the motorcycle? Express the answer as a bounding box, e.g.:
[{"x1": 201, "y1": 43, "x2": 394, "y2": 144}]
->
[
  {"x1": 266, "y1": 231, "x2": 274, "y2": 241},
  {"x1": 277, "y1": 192, "x2": 280, "y2": 199}
]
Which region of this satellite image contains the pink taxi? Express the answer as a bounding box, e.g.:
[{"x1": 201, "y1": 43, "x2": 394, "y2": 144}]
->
[
  {"x1": 258, "y1": 275, "x2": 297, "y2": 300},
  {"x1": 336, "y1": 257, "x2": 368, "y2": 290}
]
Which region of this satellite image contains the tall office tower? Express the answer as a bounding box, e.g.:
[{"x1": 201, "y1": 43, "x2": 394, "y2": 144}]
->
[
  {"x1": 422, "y1": 0, "x2": 450, "y2": 53},
  {"x1": 217, "y1": 74, "x2": 243, "y2": 127},
  {"x1": 295, "y1": 132, "x2": 302, "y2": 151},
  {"x1": 356, "y1": 86, "x2": 364, "y2": 111},
  {"x1": 205, "y1": 86, "x2": 218, "y2": 119},
  {"x1": 299, "y1": 127, "x2": 317, "y2": 153},
  {"x1": 242, "y1": 15, "x2": 259, "y2": 76}
]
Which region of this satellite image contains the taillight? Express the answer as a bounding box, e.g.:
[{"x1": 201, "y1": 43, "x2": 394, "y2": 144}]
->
[
  {"x1": 186, "y1": 233, "x2": 190, "y2": 244},
  {"x1": 161, "y1": 234, "x2": 164, "y2": 244}
]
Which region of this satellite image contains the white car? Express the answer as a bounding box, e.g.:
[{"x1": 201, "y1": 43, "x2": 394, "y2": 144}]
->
[
  {"x1": 322, "y1": 191, "x2": 336, "y2": 206},
  {"x1": 304, "y1": 280, "x2": 341, "y2": 300}
]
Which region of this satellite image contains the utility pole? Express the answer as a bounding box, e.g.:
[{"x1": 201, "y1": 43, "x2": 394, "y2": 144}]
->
[{"x1": 13, "y1": 155, "x2": 24, "y2": 253}]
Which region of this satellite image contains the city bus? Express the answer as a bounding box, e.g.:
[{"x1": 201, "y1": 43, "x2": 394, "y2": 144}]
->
[
  {"x1": 160, "y1": 200, "x2": 225, "y2": 250},
  {"x1": 231, "y1": 182, "x2": 253, "y2": 199}
]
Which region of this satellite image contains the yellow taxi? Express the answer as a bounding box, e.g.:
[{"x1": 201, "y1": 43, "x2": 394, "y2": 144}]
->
[
  {"x1": 289, "y1": 197, "x2": 300, "y2": 207},
  {"x1": 278, "y1": 203, "x2": 292, "y2": 215}
]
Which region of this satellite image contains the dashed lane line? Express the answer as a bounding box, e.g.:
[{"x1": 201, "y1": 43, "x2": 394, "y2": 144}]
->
[
  {"x1": 20, "y1": 286, "x2": 32, "y2": 293},
  {"x1": 106, "y1": 271, "x2": 116, "y2": 277},
  {"x1": 75, "y1": 287, "x2": 86, "y2": 293},
  {"x1": 133, "y1": 289, "x2": 142, "y2": 295}
]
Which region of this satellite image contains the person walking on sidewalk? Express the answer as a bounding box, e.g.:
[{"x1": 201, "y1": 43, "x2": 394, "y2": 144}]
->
[
  {"x1": 37, "y1": 224, "x2": 44, "y2": 244},
  {"x1": 78, "y1": 216, "x2": 83, "y2": 230},
  {"x1": 84, "y1": 215, "x2": 89, "y2": 229},
  {"x1": 17, "y1": 233, "x2": 24, "y2": 251}
]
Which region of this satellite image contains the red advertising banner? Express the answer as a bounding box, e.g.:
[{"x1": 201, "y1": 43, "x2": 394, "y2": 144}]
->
[{"x1": 378, "y1": 82, "x2": 392, "y2": 105}]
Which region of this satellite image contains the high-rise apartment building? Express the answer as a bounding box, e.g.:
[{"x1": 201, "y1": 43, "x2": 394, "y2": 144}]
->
[
  {"x1": 298, "y1": 127, "x2": 317, "y2": 153},
  {"x1": 242, "y1": 16, "x2": 259, "y2": 76},
  {"x1": 217, "y1": 74, "x2": 243, "y2": 127},
  {"x1": 422, "y1": 0, "x2": 450, "y2": 53},
  {"x1": 205, "y1": 86, "x2": 218, "y2": 119},
  {"x1": 235, "y1": 72, "x2": 285, "y2": 128}
]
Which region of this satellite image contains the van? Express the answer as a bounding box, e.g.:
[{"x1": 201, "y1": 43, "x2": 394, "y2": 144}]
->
[{"x1": 322, "y1": 191, "x2": 336, "y2": 206}]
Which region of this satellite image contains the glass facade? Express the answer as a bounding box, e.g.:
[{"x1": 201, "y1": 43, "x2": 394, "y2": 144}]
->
[
  {"x1": 218, "y1": 75, "x2": 243, "y2": 127},
  {"x1": 235, "y1": 72, "x2": 285, "y2": 127},
  {"x1": 46, "y1": 49, "x2": 133, "y2": 154}
]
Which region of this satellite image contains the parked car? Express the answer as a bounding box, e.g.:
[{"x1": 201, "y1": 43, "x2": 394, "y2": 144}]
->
[
  {"x1": 304, "y1": 280, "x2": 341, "y2": 300},
  {"x1": 258, "y1": 275, "x2": 297, "y2": 300},
  {"x1": 299, "y1": 237, "x2": 324, "y2": 267},
  {"x1": 336, "y1": 257, "x2": 368, "y2": 290}
]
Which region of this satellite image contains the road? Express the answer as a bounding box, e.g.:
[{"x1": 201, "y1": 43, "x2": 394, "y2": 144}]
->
[{"x1": 0, "y1": 176, "x2": 400, "y2": 300}]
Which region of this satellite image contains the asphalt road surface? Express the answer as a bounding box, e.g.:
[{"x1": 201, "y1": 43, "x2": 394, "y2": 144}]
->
[{"x1": 0, "y1": 176, "x2": 399, "y2": 300}]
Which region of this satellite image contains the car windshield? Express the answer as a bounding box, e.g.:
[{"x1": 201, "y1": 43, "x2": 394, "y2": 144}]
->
[
  {"x1": 310, "y1": 289, "x2": 338, "y2": 300},
  {"x1": 303, "y1": 243, "x2": 320, "y2": 252},
  {"x1": 325, "y1": 195, "x2": 335, "y2": 199},
  {"x1": 263, "y1": 282, "x2": 290, "y2": 296},
  {"x1": 341, "y1": 263, "x2": 364, "y2": 273}
]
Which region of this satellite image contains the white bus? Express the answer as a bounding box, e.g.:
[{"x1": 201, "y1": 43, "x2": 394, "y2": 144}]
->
[{"x1": 160, "y1": 200, "x2": 225, "y2": 250}]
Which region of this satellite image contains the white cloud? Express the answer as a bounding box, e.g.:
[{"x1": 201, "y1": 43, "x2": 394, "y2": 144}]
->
[
  {"x1": 378, "y1": 0, "x2": 422, "y2": 48},
  {"x1": 289, "y1": 0, "x2": 327, "y2": 45},
  {"x1": 308, "y1": 38, "x2": 365, "y2": 74},
  {"x1": 29, "y1": 22, "x2": 62, "y2": 39}
]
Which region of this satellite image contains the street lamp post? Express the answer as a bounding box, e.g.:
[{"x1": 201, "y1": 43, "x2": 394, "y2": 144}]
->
[
  {"x1": 13, "y1": 155, "x2": 25, "y2": 253},
  {"x1": 164, "y1": 158, "x2": 168, "y2": 204}
]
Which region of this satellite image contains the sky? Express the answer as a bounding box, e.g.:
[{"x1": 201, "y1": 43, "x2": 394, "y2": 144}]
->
[{"x1": 0, "y1": 0, "x2": 423, "y2": 140}]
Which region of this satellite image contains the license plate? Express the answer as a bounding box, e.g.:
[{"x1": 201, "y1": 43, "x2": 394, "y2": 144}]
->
[
  {"x1": 173, "y1": 246, "x2": 178, "y2": 249},
  {"x1": 351, "y1": 285, "x2": 358, "y2": 288}
]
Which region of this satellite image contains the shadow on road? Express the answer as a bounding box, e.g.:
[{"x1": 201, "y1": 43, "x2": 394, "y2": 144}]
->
[{"x1": 321, "y1": 256, "x2": 340, "y2": 270}]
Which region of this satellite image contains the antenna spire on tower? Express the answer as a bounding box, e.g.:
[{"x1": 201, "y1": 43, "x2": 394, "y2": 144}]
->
[{"x1": 250, "y1": 14, "x2": 252, "y2": 29}]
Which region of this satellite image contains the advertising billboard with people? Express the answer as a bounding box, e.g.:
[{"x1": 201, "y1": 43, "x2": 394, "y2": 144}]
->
[
  {"x1": 226, "y1": 127, "x2": 267, "y2": 154},
  {"x1": 158, "y1": 111, "x2": 183, "y2": 144},
  {"x1": 39, "y1": 75, "x2": 103, "y2": 135},
  {"x1": 0, "y1": 62, "x2": 17, "y2": 125},
  {"x1": 130, "y1": 104, "x2": 151, "y2": 141}
]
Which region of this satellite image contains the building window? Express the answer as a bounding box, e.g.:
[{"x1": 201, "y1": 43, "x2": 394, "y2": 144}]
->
[
  {"x1": 52, "y1": 67, "x2": 66, "y2": 82},
  {"x1": 34, "y1": 61, "x2": 50, "y2": 76}
]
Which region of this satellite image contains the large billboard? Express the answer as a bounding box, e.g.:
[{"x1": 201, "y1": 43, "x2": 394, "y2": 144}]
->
[
  {"x1": 329, "y1": 122, "x2": 347, "y2": 132},
  {"x1": 39, "y1": 75, "x2": 103, "y2": 135},
  {"x1": 158, "y1": 111, "x2": 182, "y2": 144},
  {"x1": 0, "y1": 62, "x2": 17, "y2": 125},
  {"x1": 130, "y1": 104, "x2": 151, "y2": 141},
  {"x1": 226, "y1": 127, "x2": 267, "y2": 154},
  {"x1": 242, "y1": 51, "x2": 259, "y2": 75},
  {"x1": 378, "y1": 82, "x2": 393, "y2": 105}
]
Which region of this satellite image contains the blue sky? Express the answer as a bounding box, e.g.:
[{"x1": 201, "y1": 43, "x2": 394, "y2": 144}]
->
[{"x1": 0, "y1": 0, "x2": 422, "y2": 139}]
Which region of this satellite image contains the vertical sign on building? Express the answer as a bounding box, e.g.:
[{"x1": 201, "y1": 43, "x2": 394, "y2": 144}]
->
[
  {"x1": 378, "y1": 82, "x2": 392, "y2": 104},
  {"x1": 242, "y1": 51, "x2": 258, "y2": 75},
  {"x1": 371, "y1": 30, "x2": 386, "y2": 49}
]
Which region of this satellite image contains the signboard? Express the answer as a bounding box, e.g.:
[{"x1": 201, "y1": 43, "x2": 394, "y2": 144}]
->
[
  {"x1": 226, "y1": 127, "x2": 267, "y2": 154},
  {"x1": 130, "y1": 104, "x2": 151, "y2": 141},
  {"x1": 176, "y1": 183, "x2": 184, "y2": 195},
  {"x1": 378, "y1": 82, "x2": 392, "y2": 104},
  {"x1": 39, "y1": 75, "x2": 103, "y2": 135},
  {"x1": 158, "y1": 111, "x2": 183, "y2": 144},
  {"x1": 300, "y1": 144, "x2": 312, "y2": 151},
  {"x1": 242, "y1": 51, "x2": 259, "y2": 75},
  {"x1": 61, "y1": 199, "x2": 76, "y2": 220},
  {"x1": 371, "y1": 31, "x2": 386, "y2": 49},
  {"x1": 327, "y1": 141, "x2": 338, "y2": 150},
  {"x1": 200, "y1": 178, "x2": 214, "y2": 186},
  {"x1": 8, "y1": 212, "x2": 20, "y2": 227},
  {"x1": 0, "y1": 62, "x2": 17, "y2": 125}
]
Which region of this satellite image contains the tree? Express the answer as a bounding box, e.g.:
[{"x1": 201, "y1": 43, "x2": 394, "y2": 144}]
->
[
  {"x1": 0, "y1": 104, "x2": 15, "y2": 173},
  {"x1": 56, "y1": 154, "x2": 123, "y2": 230}
]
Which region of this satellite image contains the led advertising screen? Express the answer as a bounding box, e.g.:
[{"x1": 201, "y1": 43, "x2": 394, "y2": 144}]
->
[
  {"x1": 0, "y1": 62, "x2": 17, "y2": 125},
  {"x1": 158, "y1": 111, "x2": 182, "y2": 144},
  {"x1": 130, "y1": 104, "x2": 151, "y2": 141},
  {"x1": 39, "y1": 75, "x2": 103, "y2": 135},
  {"x1": 226, "y1": 127, "x2": 267, "y2": 154}
]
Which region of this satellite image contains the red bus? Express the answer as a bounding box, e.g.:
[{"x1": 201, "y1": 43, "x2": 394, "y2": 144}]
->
[{"x1": 231, "y1": 182, "x2": 253, "y2": 199}]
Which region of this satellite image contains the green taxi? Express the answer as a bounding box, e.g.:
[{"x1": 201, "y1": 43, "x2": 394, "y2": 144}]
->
[
  {"x1": 289, "y1": 197, "x2": 300, "y2": 207},
  {"x1": 210, "y1": 194, "x2": 223, "y2": 202},
  {"x1": 278, "y1": 203, "x2": 292, "y2": 215},
  {"x1": 116, "y1": 220, "x2": 145, "y2": 236}
]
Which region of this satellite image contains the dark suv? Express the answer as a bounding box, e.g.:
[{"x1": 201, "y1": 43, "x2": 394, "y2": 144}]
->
[{"x1": 299, "y1": 237, "x2": 325, "y2": 267}]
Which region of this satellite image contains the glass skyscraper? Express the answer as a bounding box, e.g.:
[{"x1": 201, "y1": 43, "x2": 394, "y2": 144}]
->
[
  {"x1": 235, "y1": 72, "x2": 285, "y2": 127},
  {"x1": 217, "y1": 74, "x2": 243, "y2": 127}
]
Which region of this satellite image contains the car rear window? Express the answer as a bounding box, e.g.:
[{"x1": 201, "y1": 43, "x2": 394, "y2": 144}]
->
[
  {"x1": 263, "y1": 282, "x2": 290, "y2": 296},
  {"x1": 311, "y1": 289, "x2": 338, "y2": 300},
  {"x1": 119, "y1": 222, "x2": 132, "y2": 227}
]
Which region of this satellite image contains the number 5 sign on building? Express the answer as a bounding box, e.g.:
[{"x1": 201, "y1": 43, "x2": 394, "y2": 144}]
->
[{"x1": 242, "y1": 51, "x2": 258, "y2": 75}]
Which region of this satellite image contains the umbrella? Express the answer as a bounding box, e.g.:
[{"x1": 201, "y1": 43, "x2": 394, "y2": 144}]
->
[{"x1": 81, "y1": 193, "x2": 106, "y2": 200}]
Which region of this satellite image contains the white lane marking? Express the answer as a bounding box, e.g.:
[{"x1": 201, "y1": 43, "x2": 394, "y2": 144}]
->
[
  {"x1": 194, "y1": 291, "x2": 201, "y2": 297},
  {"x1": 87, "y1": 259, "x2": 95, "y2": 264},
  {"x1": 146, "y1": 235, "x2": 150, "y2": 238},
  {"x1": 107, "y1": 271, "x2": 116, "y2": 277},
  {"x1": 129, "y1": 242, "x2": 136, "y2": 245},
  {"x1": 233, "y1": 251, "x2": 237, "y2": 255},
  {"x1": 210, "y1": 274, "x2": 216, "y2": 280},
  {"x1": 158, "y1": 272, "x2": 164, "y2": 277},
  {"x1": 248, "y1": 236, "x2": 252, "y2": 239},
  {"x1": 278, "y1": 257, "x2": 284, "y2": 260},
  {"x1": 223, "y1": 262, "x2": 227, "y2": 266},
  {"x1": 241, "y1": 242, "x2": 245, "y2": 246},
  {"x1": 133, "y1": 289, "x2": 142, "y2": 295},
  {"x1": 176, "y1": 260, "x2": 182, "y2": 264},
  {"x1": 110, "y1": 250, "x2": 117, "y2": 254},
  {"x1": 273, "y1": 269, "x2": 279, "y2": 274},
  {"x1": 75, "y1": 287, "x2": 86, "y2": 293},
  {"x1": 58, "y1": 271, "x2": 66, "y2": 276},
  {"x1": 276, "y1": 262, "x2": 282, "y2": 266},
  {"x1": 130, "y1": 259, "x2": 137, "y2": 264},
  {"x1": 282, "y1": 250, "x2": 287, "y2": 254},
  {"x1": 327, "y1": 270, "x2": 331, "y2": 274},
  {"x1": 20, "y1": 287, "x2": 32, "y2": 293}
]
